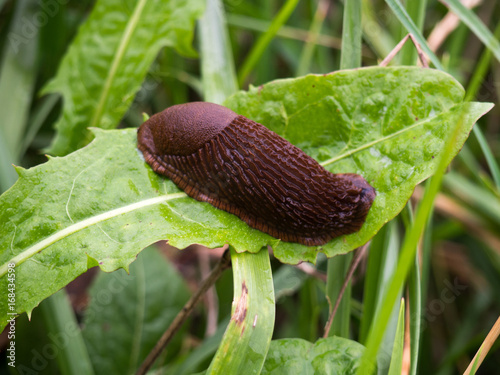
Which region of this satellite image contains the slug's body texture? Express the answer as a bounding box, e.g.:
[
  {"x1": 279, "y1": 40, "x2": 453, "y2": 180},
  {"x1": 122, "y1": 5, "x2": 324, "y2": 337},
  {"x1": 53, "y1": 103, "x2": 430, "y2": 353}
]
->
[{"x1": 137, "y1": 102, "x2": 375, "y2": 246}]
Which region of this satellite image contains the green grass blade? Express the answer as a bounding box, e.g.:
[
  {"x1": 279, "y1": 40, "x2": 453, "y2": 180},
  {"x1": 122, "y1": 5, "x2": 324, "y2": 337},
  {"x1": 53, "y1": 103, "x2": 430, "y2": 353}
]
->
[
  {"x1": 401, "y1": 0, "x2": 427, "y2": 65},
  {"x1": 0, "y1": 135, "x2": 18, "y2": 192},
  {"x1": 408, "y1": 252, "x2": 421, "y2": 375},
  {"x1": 471, "y1": 126, "x2": 500, "y2": 190},
  {"x1": 253, "y1": 0, "x2": 276, "y2": 85},
  {"x1": 445, "y1": 0, "x2": 500, "y2": 64},
  {"x1": 226, "y1": 14, "x2": 345, "y2": 52},
  {"x1": 375, "y1": 223, "x2": 401, "y2": 373},
  {"x1": 0, "y1": 0, "x2": 38, "y2": 157},
  {"x1": 387, "y1": 299, "x2": 405, "y2": 375},
  {"x1": 403, "y1": 203, "x2": 422, "y2": 375},
  {"x1": 443, "y1": 172, "x2": 500, "y2": 225},
  {"x1": 198, "y1": 0, "x2": 238, "y2": 103},
  {"x1": 360, "y1": 221, "x2": 399, "y2": 344},
  {"x1": 325, "y1": 252, "x2": 353, "y2": 338},
  {"x1": 296, "y1": 0, "x2": 330, "y2": 76},
  {"x1": 469, "y1": 348, "x2": 482, "y2": 375},
  {"x1": 41, "y1": 290, "x2": 94, "y2": 375},
  {"x1": 0, "y1": 0, "x2": 39, "y2": 191},
  {"x1": 384, "y1": 0, "x2": 443, "y2": 70},
  {"x1": 340, "y1": 0, "x2": 362, "y2": 70},
  {"x1": 361, "y1": 0, "x2": 395, "y2": 60},
  {"x1": 357, "y1": 106, "x2": 470, "y2": 375},
  {"x1": 237, "y1": 0, "x2": 299, "y2": 86},
  {"x1": 464, "y1": 22, "x2": 500, "y2": 189}
]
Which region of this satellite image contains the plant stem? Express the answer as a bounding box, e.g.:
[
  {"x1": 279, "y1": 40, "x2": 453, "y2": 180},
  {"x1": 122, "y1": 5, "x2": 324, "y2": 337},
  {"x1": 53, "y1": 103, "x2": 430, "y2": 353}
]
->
[
  {"x1": 463, "y1": 315, "x2": 500, "y2": 375},
  {"x1": 206, "y1": 248, "x2": 275, "y2": 374},
  {"x1": 296, "y1": 0, "x2": 330, "y2": 76},
  {"x1": 237, "y1": 0, "x2": 299, "y2": 86},
  {"x1": 136, "y1": 250, "x2": 231, "y2": 375},
  {"x1": 324, "y1": 244, "x2": 368, "y2": 338}
]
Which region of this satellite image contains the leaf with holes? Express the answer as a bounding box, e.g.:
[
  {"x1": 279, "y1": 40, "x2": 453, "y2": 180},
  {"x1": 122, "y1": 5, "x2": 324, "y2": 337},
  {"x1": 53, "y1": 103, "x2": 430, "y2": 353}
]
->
[{"x1": 0, "y1": 66, "x2": 493, "y2": 331}]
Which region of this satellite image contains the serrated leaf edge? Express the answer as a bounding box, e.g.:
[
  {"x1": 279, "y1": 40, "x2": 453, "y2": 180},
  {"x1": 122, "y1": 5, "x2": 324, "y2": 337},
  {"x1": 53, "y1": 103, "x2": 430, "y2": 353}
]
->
[{"x1": 0, "y1": 193, "x2": 186, "y2": 277}]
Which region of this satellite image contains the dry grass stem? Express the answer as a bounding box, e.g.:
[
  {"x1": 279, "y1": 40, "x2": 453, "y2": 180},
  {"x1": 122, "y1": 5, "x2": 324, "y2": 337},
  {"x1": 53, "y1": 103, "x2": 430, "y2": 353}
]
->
[
  {"x1": 463, "y1": 315, "x2": 500, "y2": 375},
  {"x1": 428, "y1": 0, "x2": 482, "y2": 52}
]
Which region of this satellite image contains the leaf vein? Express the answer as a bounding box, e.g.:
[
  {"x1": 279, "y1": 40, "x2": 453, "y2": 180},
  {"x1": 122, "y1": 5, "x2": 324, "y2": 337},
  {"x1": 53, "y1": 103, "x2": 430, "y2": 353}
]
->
[
  {"x1": 320, "y1": 112, "x2": 447, "y2": 167},
  {"x1": 89, "y1": 0, "x2": 148, "y2": 129},
  {"x1": 0, "y1": 193, "x2": 187, "y2": 277}
]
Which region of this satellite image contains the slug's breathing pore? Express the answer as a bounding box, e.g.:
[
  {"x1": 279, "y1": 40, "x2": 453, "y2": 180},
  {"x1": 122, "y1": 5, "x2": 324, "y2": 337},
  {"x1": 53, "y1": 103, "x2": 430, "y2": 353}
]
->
[{"x1": 137, "y1": 102, "x2": 375, "y2": 246}]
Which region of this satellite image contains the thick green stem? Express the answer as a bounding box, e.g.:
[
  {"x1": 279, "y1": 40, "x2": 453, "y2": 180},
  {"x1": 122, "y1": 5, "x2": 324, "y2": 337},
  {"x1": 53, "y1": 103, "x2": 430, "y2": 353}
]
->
[{"x1": 207, "y1": 248, "x2": 275, "y2": 374}]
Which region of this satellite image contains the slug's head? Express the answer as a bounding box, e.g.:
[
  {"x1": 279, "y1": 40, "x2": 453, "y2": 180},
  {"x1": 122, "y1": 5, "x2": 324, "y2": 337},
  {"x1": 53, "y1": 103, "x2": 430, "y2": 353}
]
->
[
  {"x1": 138, "y1": 102, "x2": 238, "y2": 156},
  {"x1": 337, "y1": 173, "x2": 376, "y2": 232},
  {"x1": 348, "y1": 173, "x2": 376, "y2": 205}
]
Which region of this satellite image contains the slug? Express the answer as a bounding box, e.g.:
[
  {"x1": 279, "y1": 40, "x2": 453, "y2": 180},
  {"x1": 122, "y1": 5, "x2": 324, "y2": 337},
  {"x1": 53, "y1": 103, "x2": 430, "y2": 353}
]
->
[{"x1": 137, "y1": 102, "x2": 375, "y2": 246}]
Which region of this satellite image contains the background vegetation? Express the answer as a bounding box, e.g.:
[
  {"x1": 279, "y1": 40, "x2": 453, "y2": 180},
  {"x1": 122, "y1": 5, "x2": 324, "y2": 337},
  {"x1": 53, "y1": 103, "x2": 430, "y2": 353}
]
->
[{"x1": 0, "y1": 0, "x2": 499, "y2": 374}]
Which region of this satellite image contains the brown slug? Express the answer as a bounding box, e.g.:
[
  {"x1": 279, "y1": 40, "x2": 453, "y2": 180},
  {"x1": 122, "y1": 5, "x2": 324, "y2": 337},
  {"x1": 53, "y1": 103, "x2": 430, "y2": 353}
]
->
[{"x1": 137, "y1": 102, "x2": 375, "y2": 246}]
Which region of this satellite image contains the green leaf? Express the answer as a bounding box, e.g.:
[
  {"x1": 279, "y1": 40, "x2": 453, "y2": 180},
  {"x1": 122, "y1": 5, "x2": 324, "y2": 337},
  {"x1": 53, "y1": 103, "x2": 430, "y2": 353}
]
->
[
  {"x1": 0, "y1": 127, "x2": 276, "y2": 332},
  {"x1": 8, "y1": 307, "x2": 61, "y2": 374},
  {"x1": 0, "y1": 66, "x2": 493, "y2": 331},
  {"x1": 42, "y1": 0, "x2": 204, "y2": 156},
  {"x1": 261, "y1": 337, "x2": 371, "y2": 374},
  {"x1": 82, "y1": 247, "x2": 190, "y2": 374},
  {"x1": 224, "y1": 66, "x2": 493, "y2": 263}
]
